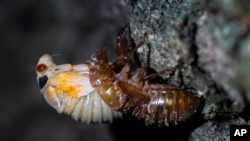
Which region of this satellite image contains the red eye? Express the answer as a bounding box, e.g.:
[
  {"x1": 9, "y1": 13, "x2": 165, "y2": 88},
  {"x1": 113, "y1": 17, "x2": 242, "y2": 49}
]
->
[{"x1": 36, "y1": 64, "x2": 47, "y2": 72}]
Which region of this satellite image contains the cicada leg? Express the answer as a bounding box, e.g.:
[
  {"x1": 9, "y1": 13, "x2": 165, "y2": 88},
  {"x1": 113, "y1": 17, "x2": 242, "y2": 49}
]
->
[
  {"x1": 89, "y1": 47, "x2": 109, "y2": 65},
  {"x1": 111, "y1": 24, "x2": 135, "y2": 72}
]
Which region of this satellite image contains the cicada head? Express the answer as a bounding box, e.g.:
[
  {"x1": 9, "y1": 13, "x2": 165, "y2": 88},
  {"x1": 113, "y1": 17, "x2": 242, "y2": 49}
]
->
[
  {"x1": 36, "y1": 54, "x2": 61, "y2": 110},
  {"x1": 36, "y1": 54, "x2": 54, "y2": 89}
]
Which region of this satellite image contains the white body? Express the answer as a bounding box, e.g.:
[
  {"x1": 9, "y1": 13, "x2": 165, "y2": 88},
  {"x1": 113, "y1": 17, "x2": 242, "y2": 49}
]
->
[{"x1": 36, "y1": 54, "x2": 122, "y2": 124}]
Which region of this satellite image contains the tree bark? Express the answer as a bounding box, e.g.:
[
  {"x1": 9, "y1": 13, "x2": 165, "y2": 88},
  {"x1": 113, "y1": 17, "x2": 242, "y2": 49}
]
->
[{"x1": 128, "y1": 0, "x2": 250, "y2": 140}]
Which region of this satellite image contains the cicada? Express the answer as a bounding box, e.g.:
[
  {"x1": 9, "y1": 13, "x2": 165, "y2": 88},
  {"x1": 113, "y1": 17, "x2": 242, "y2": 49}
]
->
[{"x1": 36, "y1": 25, "x2": 201, "y2": 126}]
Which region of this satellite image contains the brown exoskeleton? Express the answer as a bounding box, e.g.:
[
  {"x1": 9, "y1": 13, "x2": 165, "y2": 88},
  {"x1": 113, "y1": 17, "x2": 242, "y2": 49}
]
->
[{"x1": 36, "y1": 25, "x2": 201, "y2": 126}]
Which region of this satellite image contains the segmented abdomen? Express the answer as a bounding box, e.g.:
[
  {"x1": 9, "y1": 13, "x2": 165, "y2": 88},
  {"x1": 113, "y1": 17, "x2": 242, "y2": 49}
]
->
[
  {"x1": 133, "y1": 85, "x2": 200, "y2": 126},
  {"x1": 56, "y1": 90, "x2": 122, "y2": 124}
]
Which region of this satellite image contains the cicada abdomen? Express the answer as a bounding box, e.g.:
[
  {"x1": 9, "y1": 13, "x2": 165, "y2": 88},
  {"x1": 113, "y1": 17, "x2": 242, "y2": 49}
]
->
[
  {"x1": 133, "y1": 83, "x2": 201, "y2": 126},
  {"x1": 55, "y1": 89, "x2": 122, "y2": 124}
]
